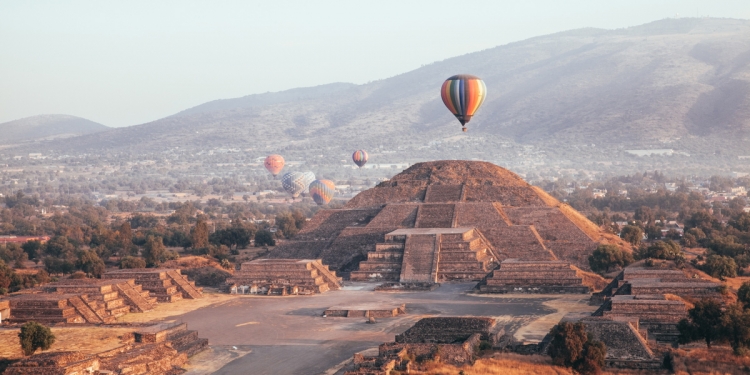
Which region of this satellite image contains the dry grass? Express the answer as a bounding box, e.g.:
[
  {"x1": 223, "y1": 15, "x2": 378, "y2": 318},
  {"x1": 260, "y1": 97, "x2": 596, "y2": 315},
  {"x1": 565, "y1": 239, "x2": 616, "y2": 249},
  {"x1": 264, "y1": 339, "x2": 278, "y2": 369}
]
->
[
  {"x1": 161, "y1": 255, "x2": 227, "y2": 272},
  {"x1": 665, "y1": 293, "x2": 695, "y2": 309},
  {"x1": 671, "y1": 346, "x2": 750, "y2": 375},
  {"x1": 412, "y1": 353, "x2": 576, "y2": 375},
  {"x1": 0, "y1": 326, "x2": 132, "y2": 359},
  {"x1": 577, "y1": 269, "x2": 609, "y2": 291},
  {"x1": 722, "y1": 277, "x2": 750, "y2": 292}
]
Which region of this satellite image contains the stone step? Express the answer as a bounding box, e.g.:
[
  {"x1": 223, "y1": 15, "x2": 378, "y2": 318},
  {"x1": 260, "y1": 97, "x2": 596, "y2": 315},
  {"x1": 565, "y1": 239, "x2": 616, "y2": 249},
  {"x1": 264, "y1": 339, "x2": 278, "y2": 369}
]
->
[
  {"x1": 168, "y1": 330, "x2": 199, "y2": 347},
  {"x1": 375, "y1": 243, "x2": 405, "y2": 251},
  {"x1": 10, "y1": 307, "x2": 78, "y2": 317},
  {"x1": 366, "y1": 251, "x2": 403, "y2": 261},
  {"x1": 67, "y1": 296, "x2": 104, "y2": 324},
  {"x1": 486, "y1": 278, "x2": 583, "y2": 286},
  {"x1": 491, "y1": 270, "x2": 579, "y2": 279},
  {"x1": 166, "y1": 270, "x2": 203, "y2": 299},
  {"x1": 479, "y1": 285, "x2": 591, "y2": 294},
  {"x1": 358, "y1": 262, "x2": 403, "y2": 272},
  {"x1": 175, "y1": 338, "x2": 209, "y2": 357}
]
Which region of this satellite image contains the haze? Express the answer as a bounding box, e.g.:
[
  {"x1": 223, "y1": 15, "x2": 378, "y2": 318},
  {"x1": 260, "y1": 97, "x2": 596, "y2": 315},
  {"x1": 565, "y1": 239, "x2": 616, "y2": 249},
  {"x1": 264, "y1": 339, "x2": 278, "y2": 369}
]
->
[{"x1": 1, "y1": 0, "x2": 749, "y2": 127}]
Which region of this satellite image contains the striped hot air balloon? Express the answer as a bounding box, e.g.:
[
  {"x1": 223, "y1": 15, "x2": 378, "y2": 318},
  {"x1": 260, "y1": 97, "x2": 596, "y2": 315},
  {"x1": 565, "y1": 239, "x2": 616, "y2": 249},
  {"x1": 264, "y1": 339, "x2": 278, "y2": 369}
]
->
[
  {"x1": 440, "y1": 74, "x2": 487, "y2": 132},
  {"x1": 309, "y1": 179, "x2": 335, "y2": 205},
  {"x1": 281, "y1": 172, "x2": 306, "y2": 198},
  {"x1": 352, "y1": 150, "x2": 368, "y2": 168},
  {"x1": 264, "y1": 154, "x2": 285, "y2": 177}
]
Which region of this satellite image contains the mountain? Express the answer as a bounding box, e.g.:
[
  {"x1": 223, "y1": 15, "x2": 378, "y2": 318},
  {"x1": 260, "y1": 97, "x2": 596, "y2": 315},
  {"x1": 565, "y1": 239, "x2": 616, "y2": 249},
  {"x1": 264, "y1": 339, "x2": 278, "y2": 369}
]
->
[
  {"x1": 18, "y1": 18, "x2": 750, "y2": 171},
  {"x1": 0, "y1": 115, "x2": 108, "y2": 144}
]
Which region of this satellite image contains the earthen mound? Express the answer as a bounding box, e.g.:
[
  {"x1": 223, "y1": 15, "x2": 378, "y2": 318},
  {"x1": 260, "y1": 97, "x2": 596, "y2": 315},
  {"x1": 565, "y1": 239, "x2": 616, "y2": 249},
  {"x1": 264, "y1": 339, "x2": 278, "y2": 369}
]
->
[{"x1": 270, "y1": 161, "x2": 626, "y2": 281}]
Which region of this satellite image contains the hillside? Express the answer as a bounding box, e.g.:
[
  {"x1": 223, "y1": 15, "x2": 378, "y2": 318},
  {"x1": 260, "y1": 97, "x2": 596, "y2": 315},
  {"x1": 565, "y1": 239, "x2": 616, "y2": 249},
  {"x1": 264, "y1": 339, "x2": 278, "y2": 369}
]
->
[
  {"x1": 16, "y1": 18, "x2": 750, "y2": 172},
  {"x1": 0, "y1": 114, "x2": 108, "y2": 144}
]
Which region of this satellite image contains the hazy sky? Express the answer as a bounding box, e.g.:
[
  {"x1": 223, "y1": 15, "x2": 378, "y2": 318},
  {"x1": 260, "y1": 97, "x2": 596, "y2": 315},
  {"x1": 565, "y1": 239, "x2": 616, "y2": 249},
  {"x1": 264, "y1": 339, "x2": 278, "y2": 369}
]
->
[{"x1": 1, "y1": 1, "x2": 749, "y2": 128}]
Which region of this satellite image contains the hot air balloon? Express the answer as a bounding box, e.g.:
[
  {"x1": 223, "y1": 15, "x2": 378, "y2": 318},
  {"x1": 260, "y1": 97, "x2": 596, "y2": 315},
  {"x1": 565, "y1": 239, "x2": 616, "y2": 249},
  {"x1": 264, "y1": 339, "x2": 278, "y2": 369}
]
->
[
  {"x1": 264, "y1": 154, "x2": 285, "y2": 177},
  {"x1": 301, "y1": 171, "x2": 316, "y2": 193},
  {"x1": 440, "y1": 74, "x2": 487, "y2": 132},
  {"x1": 352, "y1": 150, "x2": 368, "y2": 168},
  {"x1": 281, "y1": 172, "x2": 306, "y2": 198},
  {"x1": 309, "y1": 179, "x2": 335, "y2": 205}
]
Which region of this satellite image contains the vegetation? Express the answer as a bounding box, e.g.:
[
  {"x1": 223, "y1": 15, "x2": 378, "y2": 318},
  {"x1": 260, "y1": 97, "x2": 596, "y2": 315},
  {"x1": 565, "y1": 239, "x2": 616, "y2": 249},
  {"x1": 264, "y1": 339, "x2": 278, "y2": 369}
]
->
[
  {"x1": 588, "y1": 244, "x2": 633, "y2": 274},
  {"x1": 678, "y1": 299, "x2": 730, "y2": 349},
  {"x1": 548, "y1": 322, "x2": 606, "y2": 374},
  {"x1": 18, "y1": 322, "x2": 55, "y2": 356}
]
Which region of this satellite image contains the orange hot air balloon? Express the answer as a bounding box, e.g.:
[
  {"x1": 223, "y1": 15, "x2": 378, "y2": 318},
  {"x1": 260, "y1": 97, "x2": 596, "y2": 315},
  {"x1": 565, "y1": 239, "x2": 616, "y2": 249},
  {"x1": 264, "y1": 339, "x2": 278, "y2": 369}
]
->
[
  {"x1": 264, "y1": 154, "x2": 285, "y2": 177},
  {"x1": 440, "y1": 74, "x2": 487, "y2": 132}
]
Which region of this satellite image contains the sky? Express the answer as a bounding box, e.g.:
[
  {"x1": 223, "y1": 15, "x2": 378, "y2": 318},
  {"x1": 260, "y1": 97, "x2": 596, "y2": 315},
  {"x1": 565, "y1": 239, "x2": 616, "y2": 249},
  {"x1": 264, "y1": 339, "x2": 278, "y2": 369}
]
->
[{"x1": 1, "y1": 1, "x2": 749, "y2": 128}]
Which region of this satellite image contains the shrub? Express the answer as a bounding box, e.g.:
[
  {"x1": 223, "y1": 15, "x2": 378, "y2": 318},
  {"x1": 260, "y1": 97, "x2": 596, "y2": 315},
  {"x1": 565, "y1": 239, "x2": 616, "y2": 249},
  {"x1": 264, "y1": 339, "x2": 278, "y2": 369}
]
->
[
  {"x1": 640, "y1": 240, "x2": 683, "y2": 260},
  {"x1": 620, "y1": 225, "x2": 643, "y2": 246},
  {"x1": 119, "y1": 256, "x2": 146, "y2": 269},
  {"x1": 18, "y1": 321, "x2": 55, "y2": 356}
]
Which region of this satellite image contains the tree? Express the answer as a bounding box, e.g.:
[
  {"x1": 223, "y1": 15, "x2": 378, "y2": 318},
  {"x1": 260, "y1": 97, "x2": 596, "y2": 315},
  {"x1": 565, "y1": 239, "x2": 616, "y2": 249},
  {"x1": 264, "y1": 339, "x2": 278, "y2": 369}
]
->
[
  {"x1": 119, "y1": 256, "x2": 146, "y2": 269},
  {"x1": 21, "y1": 241, "x2": 43, "y2": 262},
  {"x1": 18, "y1": 321, "x2": 55, "y2": 356},
  {"x1": 721, "y1": 303, "x2": 750, "y2": 355},
  {"x1": 548, "y1": 322, "x2": 606, "y2": 375},
  {"x1": 255, "y1": 230, "x2": 275, "y2": 247},
  {"x1": 641, "y1": 240, "x2": 683, "y2": 260},
  {"x1": 738, "y1": 281, "x2": 750, "y2": 309},
  {"x1": 142, "y1": 236, "x2": 175, "y2": 267},
  {"x1": 191, "y1": 220, "x2": 210, "y2": 250},
  {"x1": 704, "y1": 255, "x2": 737, "y2": 280},
  {"x1": 275, "y1": 212, "x2": 299, "y2": 238},
  {"x1": 588, "y1": 244, "x2": 633, "y2": 274},
  {"x1": 678, "y1": 299, "x2": 724, "y2": 348},
  {"x1": 209, "y1": 227, "x2": 254, "y2": 249},
  {"x1": 75, "y1": 250, "x2": 105, "y2": 278},
  {"x1": 620, "y1": 225, "x2": 643, "y2": 246}
]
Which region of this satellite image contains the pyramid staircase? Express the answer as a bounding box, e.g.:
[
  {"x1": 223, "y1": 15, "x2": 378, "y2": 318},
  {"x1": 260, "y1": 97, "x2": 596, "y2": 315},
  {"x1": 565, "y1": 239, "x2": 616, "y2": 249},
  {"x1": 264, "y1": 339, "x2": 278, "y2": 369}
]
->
[
  {"x1": 228, "y1": 259, "x2": 342, "y2": 295},
  {"x1": 350, "y1": 233, "x2": 405, "y2": 282},
  {"x1": 104, "y1": 269, "x2": 203, "y2": 302},
  {"x1": 45, "y1": 278, "x2": 155, "y2": 315},
  {"x1": 352, "y1": 227, "x2": 496, "y2": 283}
]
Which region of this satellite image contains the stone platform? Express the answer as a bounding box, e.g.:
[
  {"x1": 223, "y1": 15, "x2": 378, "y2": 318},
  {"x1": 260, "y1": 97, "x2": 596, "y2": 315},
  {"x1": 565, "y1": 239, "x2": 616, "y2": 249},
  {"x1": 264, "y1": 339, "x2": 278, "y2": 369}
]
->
[
  {"x1": 227, "y1": 259, "x2": 342, "y2": 295},
  {"x1": 478, "y1": 259, "x2": 591, "y2": 294},
  {"x1": 44, "y1": 278, "x2": 156, "y2": 314},
  {"x1": 3, "y1": 293, "x2": 114, "y2": 324},
  {"x1": 103, "y1": 269, "x2": 203, "y2": 302},
  {"x1": 324, "y1": 304, "x2": 405, "y2": 318}
]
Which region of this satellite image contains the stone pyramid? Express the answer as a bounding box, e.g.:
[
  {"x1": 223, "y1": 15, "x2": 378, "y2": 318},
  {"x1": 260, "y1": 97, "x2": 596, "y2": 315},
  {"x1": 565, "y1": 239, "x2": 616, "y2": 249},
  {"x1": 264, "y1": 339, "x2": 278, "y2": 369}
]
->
[{"x1": 270, "y1": 161, "x2": 628, "y2": 280}]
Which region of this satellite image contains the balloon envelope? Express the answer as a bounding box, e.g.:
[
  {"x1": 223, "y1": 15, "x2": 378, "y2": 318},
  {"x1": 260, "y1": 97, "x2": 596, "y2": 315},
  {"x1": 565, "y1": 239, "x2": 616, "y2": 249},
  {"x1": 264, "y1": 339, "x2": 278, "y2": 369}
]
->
[
  {"x1": 352, "y1": 150, "x2": 368, "y2": 168},
  {"x1": 264, "y1": 155, "x2": 285, "y2": 176},
  {"x1": 309, "y1": 179, "x2": 335, "y2": 205},
  {"x1": 301, "y1": 171, "x2": 316, "y2": 193},
  {"x1": 440, "y1": 74, "x2": 486, "y2": 127},
  {"x1": 281, "y1": 172, "x2": 306, "y2": 198}
]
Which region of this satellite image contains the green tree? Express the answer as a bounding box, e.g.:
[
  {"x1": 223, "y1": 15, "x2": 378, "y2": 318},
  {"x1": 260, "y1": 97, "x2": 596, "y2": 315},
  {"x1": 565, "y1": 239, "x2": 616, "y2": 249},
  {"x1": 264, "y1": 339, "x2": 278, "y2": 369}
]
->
[
  {"x1": 548, "y1": 322, "x2": 606, "y2": 375},
  {"x1": 254, "y1": 230, "x2": 275, "y2": 247},
  {"x1": 275, "y1": 212, "x2": 299, "y2": 238},
  {"x1": 142, "y1": 236, "x2": 176, "y2": 267},
  {"x1": 75, "y1": 250, "x2": 105, "y2": 278},
  {"x1": 588, "y1": 244, "x2": 633, "y2": 274},
  {"x1": 641, "y1": 240, "x2": 683, "y2": 260},
  {"x1": 190, "y1": 220, "x2": 210, "y2": 250},
  {"x1": 721, "y1": 303, "x2": 750, "y2": 355},
  {"x1": 18, "y1": 321, "x2": 55, "y2": 356},
  {"x1": 678, "y1": 299, "x2": 724, "y2": 348},
  {"x1": 738, "y1": 281, "x2": 750, "y2": 309},
  {"x1": 119, "y1": 256, "x2": 146, "y2": 269},
  {"x1": 704, "y1": 255, "x2": 737, "y2": 280},
  {"x1": 620, "y1": 225, "x2": 643, "y2": 246},
  {"x1": 21, "y1": 241, "x2": 43, "y2": 262}
]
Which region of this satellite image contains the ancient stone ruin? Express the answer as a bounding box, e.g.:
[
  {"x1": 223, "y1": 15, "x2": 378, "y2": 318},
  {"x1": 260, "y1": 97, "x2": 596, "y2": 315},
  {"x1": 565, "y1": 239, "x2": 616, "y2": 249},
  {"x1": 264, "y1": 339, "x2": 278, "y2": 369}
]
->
[
  {"x1": 479, "y1": 259, "x2": 591, "y2": 294},
  {"x1": 103, "y1": 268, "x2": 203, "y2": 302},
  {"x1": 345, "y1": 317, "x2": 503, "y2": 374},
  {"x1": 270, "y1": 161, "x2": 624, "y2": 285},
  {"x1": 227, "y1": 259, "x2": 342, "y2": 295},
  {"x1": 4, "y1": 322, "x2": 208, "y2": 375}
]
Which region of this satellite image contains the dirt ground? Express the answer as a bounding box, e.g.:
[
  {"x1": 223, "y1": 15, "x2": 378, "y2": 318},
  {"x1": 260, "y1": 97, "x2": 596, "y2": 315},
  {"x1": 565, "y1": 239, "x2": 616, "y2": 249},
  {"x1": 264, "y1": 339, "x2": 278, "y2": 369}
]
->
[
  {"x1": 115, "y1": 293, "x2": 236, "y2": 323},
  {"x1": 171, "y1": 283, "x2": 592, "y2": 375}
]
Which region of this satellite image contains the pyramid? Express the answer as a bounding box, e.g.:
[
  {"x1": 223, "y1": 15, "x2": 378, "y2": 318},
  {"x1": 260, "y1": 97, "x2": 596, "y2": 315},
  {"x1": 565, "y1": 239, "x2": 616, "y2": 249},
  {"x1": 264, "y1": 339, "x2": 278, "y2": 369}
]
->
[{"x1": 269, "y1": 161, "x2": 628, "y2": 281}]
